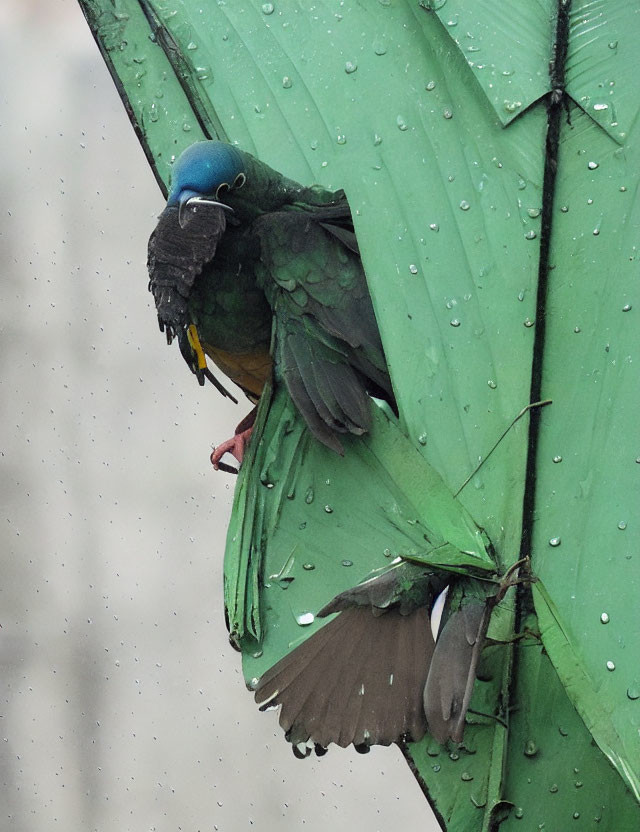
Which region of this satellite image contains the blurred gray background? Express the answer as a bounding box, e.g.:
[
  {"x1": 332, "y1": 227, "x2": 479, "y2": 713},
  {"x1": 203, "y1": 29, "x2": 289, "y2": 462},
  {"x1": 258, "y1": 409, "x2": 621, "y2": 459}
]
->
[{"x1": 0, "y1": 1, "x2": 437, "y2": 829}]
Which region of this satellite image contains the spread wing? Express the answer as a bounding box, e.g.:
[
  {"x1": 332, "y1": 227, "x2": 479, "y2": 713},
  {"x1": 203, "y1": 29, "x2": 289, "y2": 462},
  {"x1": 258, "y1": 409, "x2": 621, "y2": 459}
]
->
[
  {"x1": 147, "y1": 203, "x2": 227, "y2": 340},
  {"x1": 253, "y1": 209, "x2": 393, "y2": 453}
]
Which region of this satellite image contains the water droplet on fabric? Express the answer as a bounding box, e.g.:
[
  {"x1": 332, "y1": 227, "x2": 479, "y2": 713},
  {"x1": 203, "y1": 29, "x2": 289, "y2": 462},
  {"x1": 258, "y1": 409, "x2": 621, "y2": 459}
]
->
[
  {"x1": 574, "y1": 326, "x2": 581, "y2": 333},
  {"x1": 341, "y1": 559, "x2": 353, "y2": 567},
  {"x1": 561, "y1": 205, "x2": 569, "y2": 213},
  {"x1": 553, "y1": 455, "x2": 563, "y2": 463},
  {"x1": 261, "y1": 2, "x2": 275, "y2": 13},
  {"x1": 524, "y1": 230, "x2": 537, "y2": 240},
  {"x1": 383, "y1": 548, "x2": 392, "y2": 557},
  {"x1": 549, "y1": 537, "x2": 561, "y2": 547},
  {"x1": 252, "y1": 649, "x2": 263, "y2": 658},
  {"x1": 345, "y1": 61, "x2": 357, "y2": 73},
  {"x1": 606, "y1": 660, "x2": 615, "y2": 671},
  {"x1": 622, "y1": 303, "x2": 632, "y2": 312},
  {"x1": 618, "y1": 520, "x2": 627, "y2": 530},
  {"x1": 409, "y1": 264, "x2": 418, "y2": 274},
  {"x1": 600, "y1": 612, "x2": 610, "y2": 624},
  {"x1": 524, "y1": 318, "x2": 535, "y2": 327},
  {"x1": 593, "y1": 103, "x2": 609, "y2": 111},
  {"x1": 626, "y1": 686, "x2": 639, "y2": 700},
  {"x1": 425, "y1": 80, "x2": 436, "y2": 91},
  {"x1": 282, "y1": 76, "x2": 292, "y2": 88},
  {"x1": 303, "y1": 563, "x2": 315, "y2": 571},
  {"x1": 550, "y1": 783, "x2": 559, "y2": 793},
  {"x1": 450, "y1": 318, "x2": 461, "y2": 327},
  {"x1": 608, "y1": 40, "x2": 618, "y2": 49},
  {"x1": 488, "y1": 380, "x2": 497, "y2": 389},
  {"x1": 588, "y1": 161, "x2": 599, "y2": 170},
  {"x1": 524, "y1": 740, "x2": 538, "y2": 757},
  {"x1": 418, "y1": 432, "x2": 427, "y2": 445},
  {"x1": 324, "y1": 504, "x2": 333, "y2": 513},
  {"x1": 527, "y1": 208, "x2": 541, "y2": 218},
  {"x1": 310, "y1": 139, "x2": 319, "y2": 150},
  {"x1": 449, "y1": 751, "x2": 460, "y2": 761},
  {"x1": 396, "y1": 115, "x2": 408, "y2": 131},
  {"x1": 305, "y1": 487, "x2": 314, "y2": 504},
  {"x1": 429, "y1": 222, "x2": 439, "y2": 231},
  {"x1": 573, "y1": 812, "x2": 580, "y2": 819},
  {"x1": 461, "y1": 771, "x2": 473, "y2": 781},
  {"x1": 514, "y1": 807, "x2": 524, "y2": 819},
  {"x1": 336, "y1": 134, "x2": 347, "y2": 145},
  {"x1": 503, "y1": 100, "x2": 522, "y2": 113},
  {"x1": 459, "y1": 200, "x2": 470, "y2": 211},
  {"x1": 443, "y1": 108, "x2": 453, "y2": 119},
  {"x1": 296, "y1": 612, "x2": 315, "y2": 626},
  {"x1": 432, "y1": 764, "x2": 441, "y2": 772}
]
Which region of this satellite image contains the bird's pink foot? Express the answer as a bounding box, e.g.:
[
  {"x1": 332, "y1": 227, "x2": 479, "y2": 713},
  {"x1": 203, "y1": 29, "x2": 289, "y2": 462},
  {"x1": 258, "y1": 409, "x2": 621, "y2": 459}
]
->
[{"x1": 210, "y1": 426, "x2": 254, "y2": 473}]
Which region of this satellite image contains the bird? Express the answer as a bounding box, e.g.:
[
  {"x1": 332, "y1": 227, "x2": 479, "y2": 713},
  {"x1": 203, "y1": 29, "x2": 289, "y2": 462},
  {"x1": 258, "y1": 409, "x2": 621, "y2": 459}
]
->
[
  {"x1": 148, "y1": 139, "x2": 392, "y2": 471},
  {"x1": 147, "y1": 140, "x2": 500, "y2": 754}
]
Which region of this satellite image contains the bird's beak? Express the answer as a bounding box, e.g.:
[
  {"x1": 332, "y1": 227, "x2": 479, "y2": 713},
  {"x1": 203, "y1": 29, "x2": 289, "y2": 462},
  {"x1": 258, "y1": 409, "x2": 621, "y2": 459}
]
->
[{"x1": 178, "y1": 193, "x2": 235, "y2": 229}]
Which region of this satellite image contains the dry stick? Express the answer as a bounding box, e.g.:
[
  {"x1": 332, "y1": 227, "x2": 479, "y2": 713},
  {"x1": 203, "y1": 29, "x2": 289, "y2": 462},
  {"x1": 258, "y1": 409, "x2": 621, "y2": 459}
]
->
[{"x1": 454, "y1": 399, "x2": 552, "y2": 498}]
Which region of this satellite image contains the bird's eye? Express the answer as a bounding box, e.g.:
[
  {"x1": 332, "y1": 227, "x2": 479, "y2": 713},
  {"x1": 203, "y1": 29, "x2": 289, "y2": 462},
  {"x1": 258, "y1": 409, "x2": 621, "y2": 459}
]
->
[
  {"x1": 215, "y1": 182, "x2": 230, "y2": 199},
  {"x1": 233, "y1": 172, "x2": 246, "y2": 189}
]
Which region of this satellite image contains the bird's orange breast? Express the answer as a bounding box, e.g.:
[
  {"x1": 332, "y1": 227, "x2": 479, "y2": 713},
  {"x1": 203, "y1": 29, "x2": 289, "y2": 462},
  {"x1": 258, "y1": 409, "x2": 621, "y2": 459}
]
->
[{"x1": 204, "y1": 343, "x2": 272, "y2": 399}]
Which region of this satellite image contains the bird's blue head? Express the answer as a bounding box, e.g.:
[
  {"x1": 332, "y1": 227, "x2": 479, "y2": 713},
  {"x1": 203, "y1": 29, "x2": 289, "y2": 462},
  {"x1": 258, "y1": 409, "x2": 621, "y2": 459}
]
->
[{"x1": 167, "y1": 141, "x2": 246, "y2": 212}]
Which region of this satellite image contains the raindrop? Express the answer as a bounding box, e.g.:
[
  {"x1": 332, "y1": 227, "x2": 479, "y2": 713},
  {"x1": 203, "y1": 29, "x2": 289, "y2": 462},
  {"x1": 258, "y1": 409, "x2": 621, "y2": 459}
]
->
[
  {"x1": 449, "y1": 751, "x2": 460, "y2": 761},
  {"x1": 587, "y1": 161, "x2": 599, "y2": 170},
  {"x1": 618, "y1": 520, "x2": 627, "y2": 530},
  {"x1": 296, "y1": 612, "x2": 315, "y2": 626},
  {"x1": 182, "y1": 123, "x2": 192, "y2": 132},
  {"x1": 524, "y1": 230, "x2": 537, "y2": 240},
  {"x1": 600, "y1": 612, "x2": 610, "y2": 624},
  {"x1": 336, "y1": 134, "x2": 347, "y2": 145},
  {"x1": 248, "y1": 677, "x2": 259, "y2": 690},
  {"x1": 523, "y1": 740, "x2": 538, "y2": 756},
  {"x1": 593, "y1": 103, "x2": 609, "y2": 111},
  {"x1": 324, "y1": 505, "x2": 333, "y2": 513},
  {"x1": 552, "y1": 455, "x2": 563, "y2": 463},
  {"x1": 527, "y1": 208, "x2": 541, "y2": 218},
  {"x1": 426, "y1": 741, "x2": 440, "y2": 757},
  {"x1": 303, "y1": 563, "x2": 315, "y2": 571},
  {"x1": 396, "y1": 115, "x2": 408, "y2": 131},
  {"x1": 518, "y1": 290, "x2": 525, "y2": 301},
  {"x1": 549, "y1": 537, "x2": 561, "y2": 547},
  {"x1": 524, "y1": 318, "x2": 535, "y2": 327},
  {"x1": 429, "y1": 222, "x2": 439, "y2": 231},
  {"x1": 503, "y1": 100, "x2": 522, "y2": 113},
  {"x1": 514, "y1": 807, "x2": 524, "y2": 819},
  {"x1": 282, "y1": 76, "x2": 292, "y2": 88},
  {"x1": 373, "y1": 133, "x2": 383, "y2": 146},
  {"x1": 252, "y1": 649, "x2": 263, "y2": 658},
  {"x1": 450, "y1": 319, "x2": 461, "y2": 328},
  {"x1": 549, "y1": 784, "x2": 559, "y2": 793},
  {"x1": 341, "y1": 559, "x2": 353, "y2": 567},
  {"x1": 561, "y1": 205, "x2": 569, "y2": 213},
  {"x1": 374, "y1": 42, "x2": 387, "y2": 56},
  {"x1": 608, "y1": 40, "x2": 618, "y2": 49},
  {"x1": 502, "y1": 68, "x2": 514, "y2": 76},
  {"x1": 626, "y1": 686, "x2": 639, "y2": 700},
  {"x1": 620, "y1": 186, "x2": 627, "y2": 192},
  {"x1": 488, "y1": 380, "x2": 497, "y2": 389},
  {"x1": 187, "y1": 41, "x2": 197, "y2": 50},
  {"x1": 409, "y1": 264, "x2": 418, "y2": 274},
  {"x1": 425, "y1": 80, "x2": 436, "y2": 91},
  {"x1": 446, "y1": 16, "x2": 459, "y2": 27},
  {"x1": 574, "y1": 326, "x2": 581, "y2": 333},
  {"x1": 305, "y1": 487, "x2": 314, "y2": 504},
  {"x1": 622, "y1": 304, "x2": 632, "y2": 312},
  {"x1": 261, "y1": 2, "x2": 274, "y2": 13},
  {"x1": 310, "y1": 139, "x2": 319, "y2": 150},
  {"x1": 461, "y1": 771, "x2": 473, "y2": 781},
  {"x1": 443, "y1": 108, "x2": 453, "y2": 119},
  {"x1": 573, "y1": 812, "x2": 580, "y2": 820},
  {"x1": 517, "y1": 178, "x2": 527, "y2": 190},
  {"x1": 383, "y1": 548, "x2": 392, "y2": 557},
  {"x1": 558, "y1": 727, "x2": 568, "y2": 737},
  {"x1": 606, "y1": 660, "x2": 615, "y2": 671},
  {"x1": 575, "y1": 781, "x2": 583, "y2": 789},
  {"x1": 593, "y1": 226, "x2": 600, "y2": 236},
  {"x1": 432, "y1": 764, "x2": 441, "y2": 772},
  {"x1": 345, "y1": 61, "x2": 357, "y2": 74},
  {"x1": 418, "y1": 432, "x2": 427, "y2": 445},
  {"x1": 459, "y1": 200, "x2": 470, "y2": 211}
]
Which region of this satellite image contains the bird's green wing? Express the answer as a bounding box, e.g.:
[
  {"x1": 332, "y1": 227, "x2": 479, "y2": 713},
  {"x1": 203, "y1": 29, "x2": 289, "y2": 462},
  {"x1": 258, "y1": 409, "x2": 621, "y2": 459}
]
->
[{"x1": 252, "y1": 210, "x2": 391, "y2": 453}]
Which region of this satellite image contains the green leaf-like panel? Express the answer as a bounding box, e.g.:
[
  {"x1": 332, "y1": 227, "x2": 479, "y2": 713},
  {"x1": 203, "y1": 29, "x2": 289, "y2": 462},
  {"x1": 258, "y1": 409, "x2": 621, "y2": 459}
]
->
[{"x1": 78, "y1": 0, "x2": 640, "y2": 827}]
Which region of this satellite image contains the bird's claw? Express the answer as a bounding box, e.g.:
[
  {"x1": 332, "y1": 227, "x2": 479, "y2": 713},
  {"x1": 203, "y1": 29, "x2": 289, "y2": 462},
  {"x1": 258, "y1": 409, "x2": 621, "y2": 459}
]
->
[{"x1": 210, "y1": 427, "x2": 254, "y2": 474}]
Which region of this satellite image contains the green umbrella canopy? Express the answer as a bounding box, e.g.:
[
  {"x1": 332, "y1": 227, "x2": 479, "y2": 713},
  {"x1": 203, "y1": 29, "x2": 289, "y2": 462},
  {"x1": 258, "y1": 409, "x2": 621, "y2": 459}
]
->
[{"x1": 78, "y1": 0, "x2": 639, "y2": 827}]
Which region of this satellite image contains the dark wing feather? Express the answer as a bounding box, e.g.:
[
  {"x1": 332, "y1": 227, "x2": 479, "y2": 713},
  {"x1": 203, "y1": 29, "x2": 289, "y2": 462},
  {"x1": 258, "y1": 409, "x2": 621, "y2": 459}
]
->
[
  {"x1": 147, "y1": 203, "x2": 227, "y2": 339},
  {"x1": 255, "y1": 607, "x2": 434, "y2": 750},
  {"x1": 252, "y1": 209, "x2": 392, "y2": 450},
  {"x1": 423, "y1": 602, "x2": 489, "y2": 744}
]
